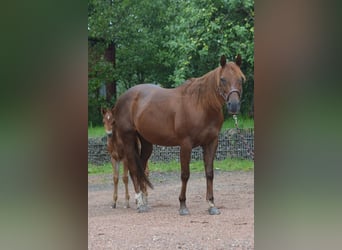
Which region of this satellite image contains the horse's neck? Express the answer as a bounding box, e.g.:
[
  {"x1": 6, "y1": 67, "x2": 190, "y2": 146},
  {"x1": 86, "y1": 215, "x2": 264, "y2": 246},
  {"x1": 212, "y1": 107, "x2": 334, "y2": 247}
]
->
[{"x1": 185, "y1": 70, "x2": 223, "y2": 111}]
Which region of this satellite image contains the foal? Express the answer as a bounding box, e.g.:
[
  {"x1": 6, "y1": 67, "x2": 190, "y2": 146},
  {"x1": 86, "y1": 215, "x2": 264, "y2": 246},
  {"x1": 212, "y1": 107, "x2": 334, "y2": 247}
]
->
[
  {"x1": 102, "y1": 108, "x2": 149, "y2": 209},
  {"x1": 102, "y1": 108, "x2": 130, "y2": 208}
]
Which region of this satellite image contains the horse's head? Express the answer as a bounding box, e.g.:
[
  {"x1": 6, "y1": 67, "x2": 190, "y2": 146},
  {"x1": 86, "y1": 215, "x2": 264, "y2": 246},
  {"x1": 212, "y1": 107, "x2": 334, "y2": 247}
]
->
[
  {"x1": 101, "y1": 108, "x2": 114, "y2": 137},
  {"x1": 218, "y1": 55, "x2": 246, "y2": 114}
]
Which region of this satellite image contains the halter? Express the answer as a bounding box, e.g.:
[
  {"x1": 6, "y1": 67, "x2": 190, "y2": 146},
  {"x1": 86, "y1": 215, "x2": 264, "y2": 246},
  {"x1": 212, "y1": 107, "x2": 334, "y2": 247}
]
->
[{"x1": 217, "y1": 85, "x2": 241, "y2": 102}]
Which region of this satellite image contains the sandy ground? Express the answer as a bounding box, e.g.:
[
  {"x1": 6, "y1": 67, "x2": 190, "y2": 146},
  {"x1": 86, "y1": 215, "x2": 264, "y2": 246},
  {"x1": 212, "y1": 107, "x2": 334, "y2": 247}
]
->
[{"x1": 88, "y1": 170, "x2": 254, "y2": 249}]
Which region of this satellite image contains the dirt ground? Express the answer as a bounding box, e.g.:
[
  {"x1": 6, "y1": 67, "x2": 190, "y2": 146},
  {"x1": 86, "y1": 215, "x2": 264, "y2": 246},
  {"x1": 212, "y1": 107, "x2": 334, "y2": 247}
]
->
[{"x1": 88, "y1": 170, "x2": 254, "y2": 249}]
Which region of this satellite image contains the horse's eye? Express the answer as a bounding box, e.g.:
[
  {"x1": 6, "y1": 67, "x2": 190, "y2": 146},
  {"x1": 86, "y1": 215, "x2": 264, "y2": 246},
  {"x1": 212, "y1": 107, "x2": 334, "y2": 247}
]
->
[{"x1": 220, "y1": 78, "x2": 227, "y2": 85}]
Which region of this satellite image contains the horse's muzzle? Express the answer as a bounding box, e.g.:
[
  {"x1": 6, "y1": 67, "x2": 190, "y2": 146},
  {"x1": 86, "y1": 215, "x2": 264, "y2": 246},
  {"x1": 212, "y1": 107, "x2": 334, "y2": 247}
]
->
[
  {"x1": 226, "y1": 89, "x2": 241, "y2": 114},
  {"x1": 227, "y1": 100, "x2": 240, "y2": 114}
]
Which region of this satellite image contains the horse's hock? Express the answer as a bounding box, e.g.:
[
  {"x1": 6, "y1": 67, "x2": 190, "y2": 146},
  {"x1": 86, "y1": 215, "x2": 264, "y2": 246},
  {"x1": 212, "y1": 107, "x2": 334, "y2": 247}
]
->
[{"x1": 88, "y1": 128, "x2": 254, "y2": 165}]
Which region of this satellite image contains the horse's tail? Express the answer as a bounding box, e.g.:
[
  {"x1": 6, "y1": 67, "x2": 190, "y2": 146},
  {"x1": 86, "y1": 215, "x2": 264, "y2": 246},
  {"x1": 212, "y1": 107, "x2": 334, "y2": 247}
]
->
[
  {"x1": 112, "y1": 113, "x2": 153, "y2": 189},
  {"x1": 134, "y1": 138, "x2": 154, "y2": 190}
]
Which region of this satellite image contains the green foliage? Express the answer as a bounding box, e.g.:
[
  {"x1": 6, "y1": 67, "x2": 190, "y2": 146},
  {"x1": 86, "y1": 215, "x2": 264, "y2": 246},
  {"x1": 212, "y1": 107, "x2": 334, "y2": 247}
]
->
[{"x1": 88, "y1": 0, "x2": 254, "y2": 124}]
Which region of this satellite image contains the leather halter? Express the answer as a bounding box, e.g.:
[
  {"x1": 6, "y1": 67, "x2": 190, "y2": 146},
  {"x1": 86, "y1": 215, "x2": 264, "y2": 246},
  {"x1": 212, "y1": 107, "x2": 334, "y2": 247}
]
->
[{"x1": 217, "y1": 85, "x2": 241, "y2": 102}]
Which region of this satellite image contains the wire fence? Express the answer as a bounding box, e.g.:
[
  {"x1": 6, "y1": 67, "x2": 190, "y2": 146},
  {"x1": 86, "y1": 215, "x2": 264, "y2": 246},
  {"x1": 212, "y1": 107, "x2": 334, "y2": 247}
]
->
[{"x1": 88, "y1": 128, "x2": 254, "y2": 165}]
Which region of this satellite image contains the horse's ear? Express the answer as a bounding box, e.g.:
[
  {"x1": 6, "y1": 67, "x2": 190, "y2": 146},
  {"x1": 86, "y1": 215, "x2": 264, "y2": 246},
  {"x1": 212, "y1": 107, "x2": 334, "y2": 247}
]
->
[
  {"x1": 101, "y1": 107, "x2": 106, "y2": 116},
  {"x1": 220, "y1": 55, "x2": 226, "y2": 67},
  {"x1": 235, "y1": 54, "x2": 242, "y2": 67}
]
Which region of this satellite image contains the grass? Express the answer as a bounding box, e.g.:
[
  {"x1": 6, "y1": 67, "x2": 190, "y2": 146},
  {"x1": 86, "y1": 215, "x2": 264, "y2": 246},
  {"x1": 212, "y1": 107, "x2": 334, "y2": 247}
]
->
[
  {"x1": 88, "y1": 116, "x2": 254, "y2": 138},
  {"x1": 221, "y1": 115, "x2": 254, "y2": 130},
  {"x1": 88, "y1": 126, "x2": 105, "y2": 138},
  {"x1": 88, "y1": 158, "x2": 254, "y2": 175}
]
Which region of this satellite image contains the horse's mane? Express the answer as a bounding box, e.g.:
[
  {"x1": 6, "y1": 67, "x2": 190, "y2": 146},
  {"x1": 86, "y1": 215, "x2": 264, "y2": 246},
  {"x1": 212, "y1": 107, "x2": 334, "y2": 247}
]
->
[{"x1": 179, "y1": 67, "x2": 222, "y2": 110}]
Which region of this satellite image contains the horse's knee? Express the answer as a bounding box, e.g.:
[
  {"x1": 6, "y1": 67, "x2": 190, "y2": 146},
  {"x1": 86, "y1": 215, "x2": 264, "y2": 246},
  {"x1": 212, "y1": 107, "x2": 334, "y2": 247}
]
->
[
  {"x1": 205, "y1": 170, "x2": 213, "y2": 180},
  {"x1": 113, "y1": 176, "x2": 119, "y2": 184},
  {"x1": 181, "y1": 172, "x2": 190, "y2": 181},
  {"x1": 122, "y1": 176, "x2": 129, "y2": 184}
]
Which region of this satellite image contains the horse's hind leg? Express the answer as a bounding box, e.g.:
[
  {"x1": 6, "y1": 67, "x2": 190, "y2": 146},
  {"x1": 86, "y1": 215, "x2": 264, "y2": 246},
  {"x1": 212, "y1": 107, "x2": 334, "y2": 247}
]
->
[
  {"x1": 122, "y1": 133, "x2": 149, "y2": 212},
  {"x1": 143, "y1": 163, "x2": 149, "y2": 205},
  {"x1": 138, "y1": 135, "x2": 153, "y2": 205},
  {"x1": 122, "y1": 165, "x2": 130, "y2": 208},
  {"x1": 125, "y1": 158, "x2": 148, "y2": 212},
  {"x1": 111, "y1": 157, "x2": 119, "y2": 208}
]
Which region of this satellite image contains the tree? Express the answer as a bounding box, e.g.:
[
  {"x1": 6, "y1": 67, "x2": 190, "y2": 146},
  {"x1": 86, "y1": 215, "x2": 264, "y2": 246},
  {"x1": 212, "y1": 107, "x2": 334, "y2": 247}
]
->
[
  {"x1": 88, "y1": 0, "x2": 254, "y2": 125},
  {"x1": 164, "y1": 0, "x2": 254, "y2": 114}
]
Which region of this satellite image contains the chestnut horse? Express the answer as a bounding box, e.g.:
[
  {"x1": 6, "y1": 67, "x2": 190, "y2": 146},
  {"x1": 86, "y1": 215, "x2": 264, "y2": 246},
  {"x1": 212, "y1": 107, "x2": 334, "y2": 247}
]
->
[{"x1": 111, "y1": 55, "x2": 245, "y2": 215}]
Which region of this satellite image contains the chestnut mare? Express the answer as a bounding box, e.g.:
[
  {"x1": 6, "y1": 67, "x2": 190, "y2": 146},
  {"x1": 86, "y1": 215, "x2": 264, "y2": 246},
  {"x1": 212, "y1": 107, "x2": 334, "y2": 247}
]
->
[
  {"x1": 102, "y1": 108, "x2": 150, "y2": 209},
  {"x1": 111, "y1": 55, "x2": 245, "y2": 215}
]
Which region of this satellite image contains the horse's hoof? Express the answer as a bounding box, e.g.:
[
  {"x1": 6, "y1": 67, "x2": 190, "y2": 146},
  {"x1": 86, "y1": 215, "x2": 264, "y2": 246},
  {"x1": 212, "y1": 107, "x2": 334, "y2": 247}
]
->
[
  {"x1": 111, "y1": 204, "x2": 116, "y2": 209},
  {"x1": 208, "y1": 207, "x2": 221, "y2": 215},
  {"x1": 138, "y1": 205, "x2": 149, "y2": 213},
  {"x1": 179, "y1": 208, "x2": 190, "y2": 216}
]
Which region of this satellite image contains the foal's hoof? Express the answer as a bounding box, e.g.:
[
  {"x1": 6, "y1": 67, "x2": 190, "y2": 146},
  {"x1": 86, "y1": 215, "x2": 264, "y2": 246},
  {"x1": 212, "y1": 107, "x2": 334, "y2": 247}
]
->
[
  {"x1": 111, "y1": 203, "x2": 116, "y2": 209},
  {"x1": 179, "y1": 208, "x2": 190, "y2": 216},
  {"x1": 208, "y1": 207, "x2": 221, "y2": 215},
  {"x1": 137, "y1": 205, "x2": 149, "y2": 213}
]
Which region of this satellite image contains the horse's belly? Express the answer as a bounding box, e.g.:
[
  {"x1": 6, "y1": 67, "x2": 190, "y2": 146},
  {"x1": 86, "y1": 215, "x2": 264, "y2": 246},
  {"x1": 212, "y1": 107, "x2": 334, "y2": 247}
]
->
[
  {"x1": 136, "y1": 118, "x2": 220, "y2": 147},
  {"x1": 136, "y1": 122, "x2": 179, "y2": 146}
]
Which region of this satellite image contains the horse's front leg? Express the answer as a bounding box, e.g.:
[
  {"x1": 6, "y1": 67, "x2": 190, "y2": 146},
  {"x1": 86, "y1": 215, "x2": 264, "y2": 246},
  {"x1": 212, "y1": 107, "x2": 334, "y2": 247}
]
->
[
  {"x1": 111, "y1": 157, "x2": 119, "y2": 208},
  {"x1": 122, "y1": 165, "x2": 130, "y2": 208},
  {"x1": 203, "y1": 138, "x2": 221, "y2": 215},
  {"x1": 179, "y1": 143, "x2": 192, "y2": 215}
]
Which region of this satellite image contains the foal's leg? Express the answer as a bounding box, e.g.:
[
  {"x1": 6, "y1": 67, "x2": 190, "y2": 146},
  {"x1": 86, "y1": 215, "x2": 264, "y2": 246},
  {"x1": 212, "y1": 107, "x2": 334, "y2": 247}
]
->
[
  {"x1": 111, "y1": 157, "x2": 119, "y2": 208},
  {"x1": 122, "y1": 164, "x2": 130, "y2": 208},
  {"x1": 179, "y1": 143, "x2": 192, "y2": 215},
  {"x1": 202, "y1": 138, "x2": 220, "y2": 215}
]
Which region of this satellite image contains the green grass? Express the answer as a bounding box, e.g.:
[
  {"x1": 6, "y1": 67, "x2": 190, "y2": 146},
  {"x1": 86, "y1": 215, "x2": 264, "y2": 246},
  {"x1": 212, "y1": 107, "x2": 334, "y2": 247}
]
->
[
  {"x1": 88, "y1": 163, "x2": 113, "y2": 174},
  {"x1": 88, "y1": 159, "x2": 253, "y2": 175},
  {"x1": 88, "y1": 126, "x2": 105, "y2": 138},
  {"x1": 221, "y1": 115, "x2": 254, "y2": 130},
  {"x1": 88, "y1": 116, "x2": 254, "y2": 138}
]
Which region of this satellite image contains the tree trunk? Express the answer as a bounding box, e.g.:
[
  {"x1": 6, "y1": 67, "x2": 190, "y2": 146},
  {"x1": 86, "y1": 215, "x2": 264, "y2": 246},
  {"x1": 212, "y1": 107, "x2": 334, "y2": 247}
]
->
[{"x1": 104, "y1": 41, "x2": 116, "y2": 105}]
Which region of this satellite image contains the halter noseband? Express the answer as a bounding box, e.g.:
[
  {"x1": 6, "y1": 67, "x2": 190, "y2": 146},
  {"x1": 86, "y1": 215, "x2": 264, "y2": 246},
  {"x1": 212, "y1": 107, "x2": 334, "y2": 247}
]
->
[{"x1": 218, "y1": 86, "x2": 241, "y2": 102}]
